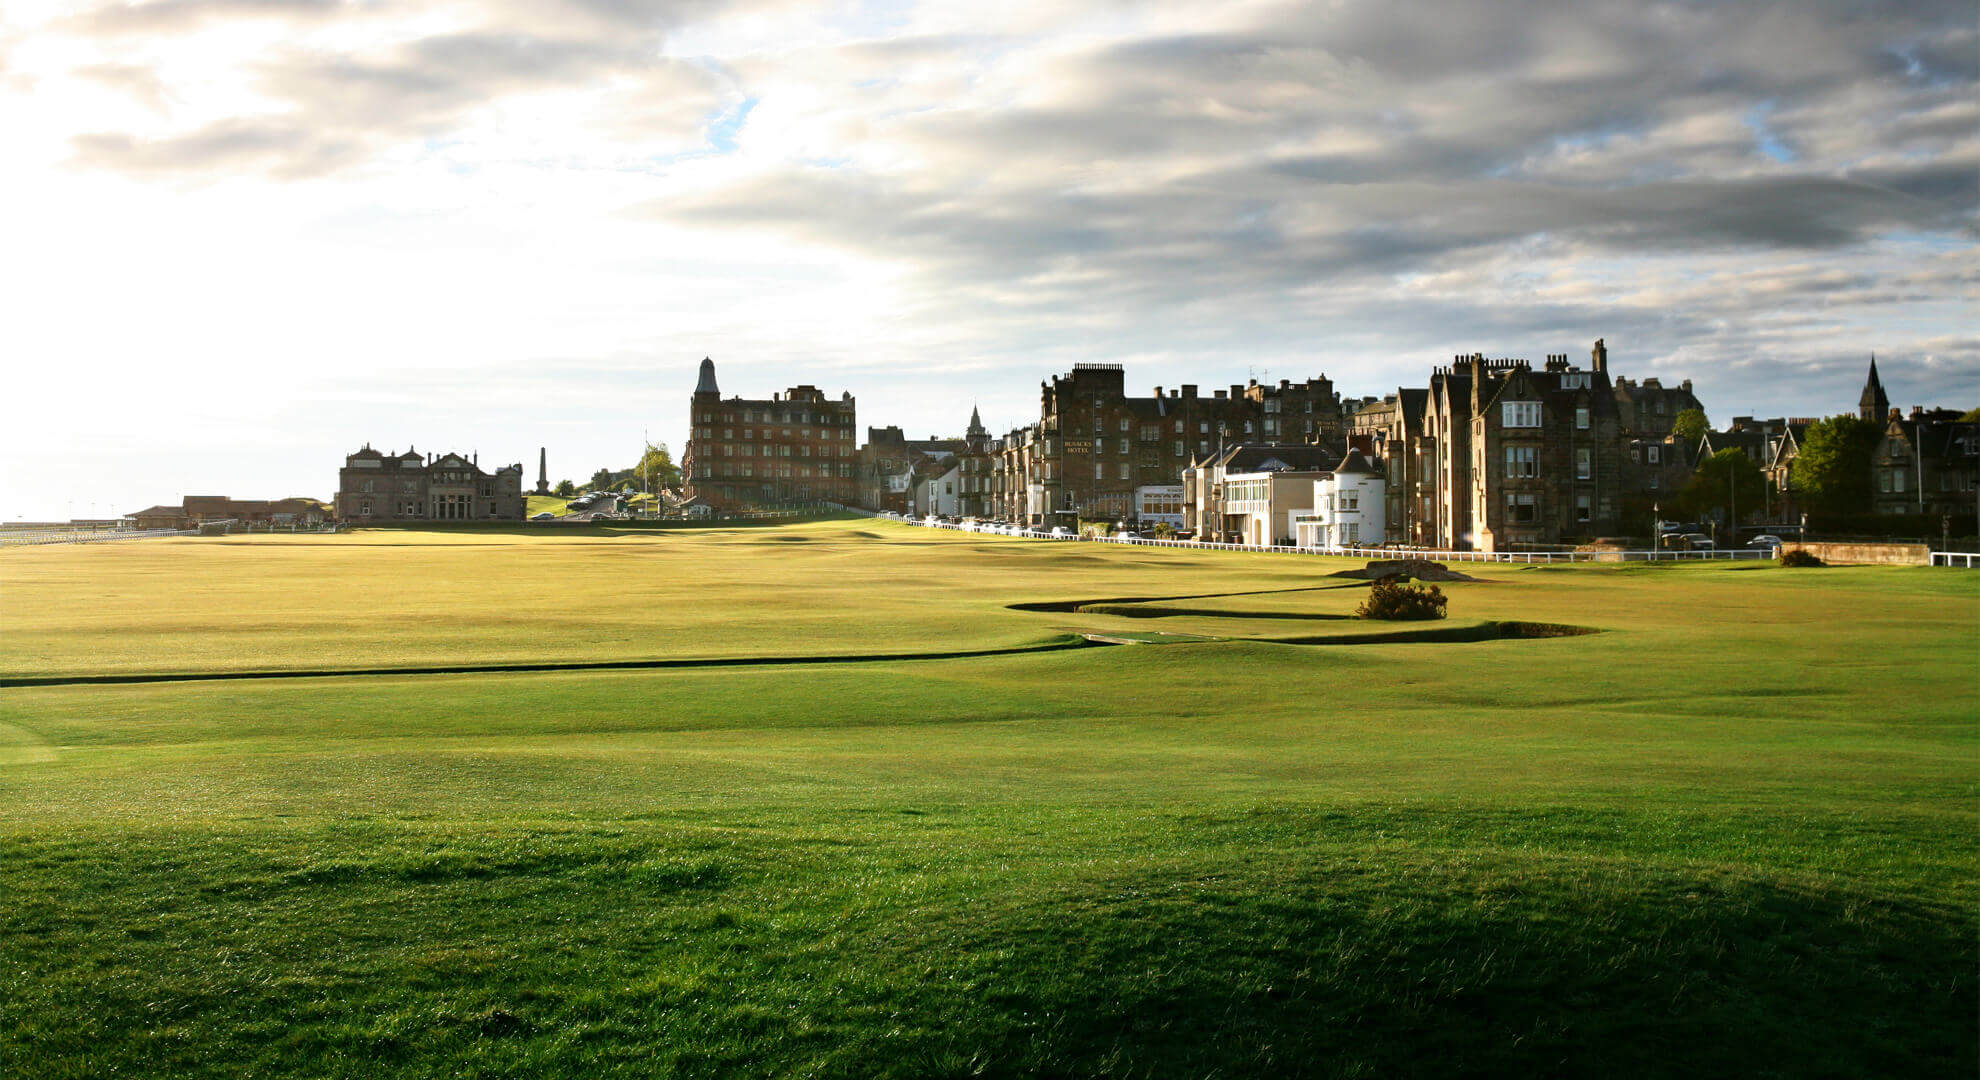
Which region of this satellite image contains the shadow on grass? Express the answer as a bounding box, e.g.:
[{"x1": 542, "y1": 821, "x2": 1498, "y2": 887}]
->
[
  {"x1": 845, "y1": 860, "x2": 1972, "y2": 1079},
  {"x1": 1274, "y1": 620, "x2": 1599, "y2": 645},
  {"x1": 4, "y1": 817, "x2": 1968, "y2": 1079}
]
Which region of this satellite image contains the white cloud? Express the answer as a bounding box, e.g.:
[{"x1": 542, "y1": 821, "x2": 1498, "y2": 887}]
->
[{"x1": 0, "y1": 0, "x2": 1973, "y2": 519}]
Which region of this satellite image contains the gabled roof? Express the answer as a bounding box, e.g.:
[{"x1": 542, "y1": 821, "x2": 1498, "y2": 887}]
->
[
  {"x1": 1334, "y1": 449, "x2": 1379, "y2": 476},
  {"x1": 1397, "y1": 388, "x2": 1428, "y2": 427},
  {"x1": 1212, "y1": 442, "x2": 1345, "y2": 473}
]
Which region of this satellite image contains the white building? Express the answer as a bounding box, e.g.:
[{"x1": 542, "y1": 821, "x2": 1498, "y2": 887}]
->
[
  {"x1": 1294, "y1": 450, "x2": 1387, "y2": 548},
  {"x1": 913, "y1": 463, "x2": 961, "y2": 518},
  {"x1": 1222, "y1": 468, "x2": 1329, "y2": 546},
  {"x1": 1134, "y1": 484, "x2": 1185, "y2": 528}
]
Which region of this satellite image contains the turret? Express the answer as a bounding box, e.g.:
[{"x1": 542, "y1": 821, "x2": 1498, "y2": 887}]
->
[{"x1": 694, "y1": 356, "x2": 720, "y2": 397}]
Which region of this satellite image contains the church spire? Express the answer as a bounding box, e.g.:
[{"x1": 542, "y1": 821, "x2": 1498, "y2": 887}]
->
[{"x1": 1859, "y1": 354, "x2": 1888, "y2": 423}]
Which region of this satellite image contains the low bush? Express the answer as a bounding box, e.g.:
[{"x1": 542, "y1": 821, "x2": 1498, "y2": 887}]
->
[
  {"x1": 1778, "y1": 549, "x2": 1825, "y2": 568},
  {"x1": 1356, "y1": 581, "x2": 1448, "y2": 620}
]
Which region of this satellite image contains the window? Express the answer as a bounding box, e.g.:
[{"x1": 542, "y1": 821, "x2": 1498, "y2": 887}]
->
[
  {"x1": 1893, "y1": 470, "x2": 1905, "y2": 493},
  {"x1": 1341, "y1": 490, "x2": 1358, "y2": 511},
  {"x1": 1199, "y1": 422, "x2": 1209, "y2": 434},
  {"x1": 1174, "y1": 440, "x2": 1184, "y2": 457},
  {"x1": 1647, "y1": 445, "x2": 1661, "y2": 464},
  {"x1": 1506, "y1": 492, "x2": 1537, "y2": 522},
  {"x1": 1503, "y1": 401, "x2": 1541, "y2": 428},
  {"x1": 1576, "y1": 494, "x2": 1592, "y2": 521},
  {"x1": 1094, "y1": 464, "x2": 1104, "y2": 480},
  {"x1": 1632, "y1": 446, "x2": 1641, "y2": 464},
  {"x1": 1879, "y1": 472, "x2": 1891, "y2": 493},
  {"x1": 1504, "y1": 446, "x2": 1537, "y2": 478},
  {"x1": 1119, "y1": 417, "x2": 1130, "y2": 432},
  {"x1": 1576, "y1": 407, "x2": 1590, "y2": 430},
  {"x1": 1576, "y1": 448, "x2": 1591, "y2": 480},
  {"x1": 1118, "y1": 463, "x2": 1130, "y2": 480},
  {"x1": 1344, "y1": 523, "x2": 1358, "y2": 545},
  {"x1": 1560, "y1": 373, "x2": 1590, "y2": 390}
]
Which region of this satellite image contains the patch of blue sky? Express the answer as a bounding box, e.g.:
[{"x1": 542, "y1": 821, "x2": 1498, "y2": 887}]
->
[
  {"x1": 706, "y1": 97, "x2": 758, "y2": 154},
  {"x1": 1743, "y1": 102, "x2": 1796, "y2": 163},
  {"x1": 825, "y1": 0, "x2": 915, "y2": 38}
]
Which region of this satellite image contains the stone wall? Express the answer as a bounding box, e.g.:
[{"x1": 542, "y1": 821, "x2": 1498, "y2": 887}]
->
[{"x1": 1783, "y1": 541, "x2": 1930, "y2": 566}]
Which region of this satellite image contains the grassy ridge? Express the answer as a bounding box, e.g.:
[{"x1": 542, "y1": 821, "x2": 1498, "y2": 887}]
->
[{"x1": 0, "y1": 521, "x2": 1973, "y2": 1076}]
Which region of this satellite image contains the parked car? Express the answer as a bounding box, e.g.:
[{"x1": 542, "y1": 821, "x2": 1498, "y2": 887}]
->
[
  {"x1": 1680, "y1": 533, "x2": 1715, "y2": 551},
  {"x1": 1748, "y1": 534, "x2": 1784, "y2": 551},
  {"x1": 530, "y1": 512, "x2": 556, "y2": 521}
]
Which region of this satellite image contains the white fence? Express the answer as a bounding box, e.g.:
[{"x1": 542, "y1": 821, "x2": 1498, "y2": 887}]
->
[
  {"x1": 1929, "y1": 551, "x2": 1978, "y2": 568},
  {"x1": 838, "y1": 507, "x2": 1772, "y2": 563},
  {"x1": 0, "y1": 527, "x2": 200, "y2": 547}
]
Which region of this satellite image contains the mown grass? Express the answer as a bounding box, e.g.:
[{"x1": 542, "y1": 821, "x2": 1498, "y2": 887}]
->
[{"x1": 0, "y1": 520, "x2": 1973, "y2": 1077}]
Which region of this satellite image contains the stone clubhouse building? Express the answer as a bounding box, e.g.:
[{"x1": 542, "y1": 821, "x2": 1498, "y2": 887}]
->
[{"x1": 334, "y1": 446, "x2": 525, "y2": 522}]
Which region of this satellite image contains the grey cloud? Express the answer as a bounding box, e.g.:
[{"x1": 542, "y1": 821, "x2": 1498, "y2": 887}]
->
[
  {"x1": 72, "y1": 25, "x2": 727, "y2": 178},
  {"x1": 72, "y1": 119, "x2": 364, "y2": 177},
  {"x1": 74, "y1": 62, "x2": 171, "y2": 109},
  {"x1": 67, "y1": 0, "x2": 348, "y2": 36}
]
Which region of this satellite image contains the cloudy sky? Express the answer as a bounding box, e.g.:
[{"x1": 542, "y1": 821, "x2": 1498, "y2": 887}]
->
[{"x1": 1, "y1": 0, "x2": 1973, "y2": 519}]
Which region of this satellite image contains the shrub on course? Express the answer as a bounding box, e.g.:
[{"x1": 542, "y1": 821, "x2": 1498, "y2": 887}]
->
[
  {"x1": 1778, "y1": 549, "x2": 1825, "y2": 567},
  {"x1": 1356, "y1": 581, "x2": 1448, "y2": 620}
]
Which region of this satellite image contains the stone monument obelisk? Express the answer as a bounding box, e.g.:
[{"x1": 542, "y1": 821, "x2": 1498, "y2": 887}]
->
[{"x1": 535, "y1": 447, "x2": 551, "y2": 495}]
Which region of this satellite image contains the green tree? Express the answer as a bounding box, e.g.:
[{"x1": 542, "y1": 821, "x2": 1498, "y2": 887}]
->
[
  {"x1": 1671, "y1": 407, "x2": 1710, "y2": 444},
  {"x1": 1789, "y1": 415, "x2": 1881, "y2": 518},
  {"x1": 553, "y1": 479, "x2": 576, "y2": 497},
  {"x1": 635, "y1": 442, "x2": 683, "y2": 491},
  {"x1": 1679, "y1": 448, "x2": 1766, "y2": 526},
  {"x1": 1959, "y1": 407, "x2": 1980, "y2": 422},
  {"x1": 587, "y1": 468, "x2": 615, "y2": 492}
]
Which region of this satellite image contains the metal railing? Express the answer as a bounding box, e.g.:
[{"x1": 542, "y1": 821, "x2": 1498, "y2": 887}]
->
[
  {"x1": 1929, "y1": 551, "x2": 1978, "y2": 568},
  {"x1": 843, "y1": 508, "x2": 1771, "y2": 563},
  {"x1": 0, "y1": 527, "x2": 200, "y2": 547}
]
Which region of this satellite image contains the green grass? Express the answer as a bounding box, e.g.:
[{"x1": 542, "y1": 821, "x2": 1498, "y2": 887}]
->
[
  {"x1": 0, "y1": 520, "x2": 1973, "y2": 1077},
  {"x1": 525, "y1": 495, "x2": 570, "y2": 517}
]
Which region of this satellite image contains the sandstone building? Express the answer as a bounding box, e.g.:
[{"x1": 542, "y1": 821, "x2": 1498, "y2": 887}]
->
[
  {"x1": 990, "y1": 364, "x2": 1344, "y2": 526},
  {"x1": 335, "y1": 447, "x2": 524, "y2": 522},
  {"x1": 684, "y1": 358, "x2": 859, "y2": 508}
]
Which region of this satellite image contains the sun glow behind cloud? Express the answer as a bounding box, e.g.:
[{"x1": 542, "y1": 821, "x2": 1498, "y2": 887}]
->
[{"x1": 0, "y1": 0, "x2": 1973, "y2": 519}]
